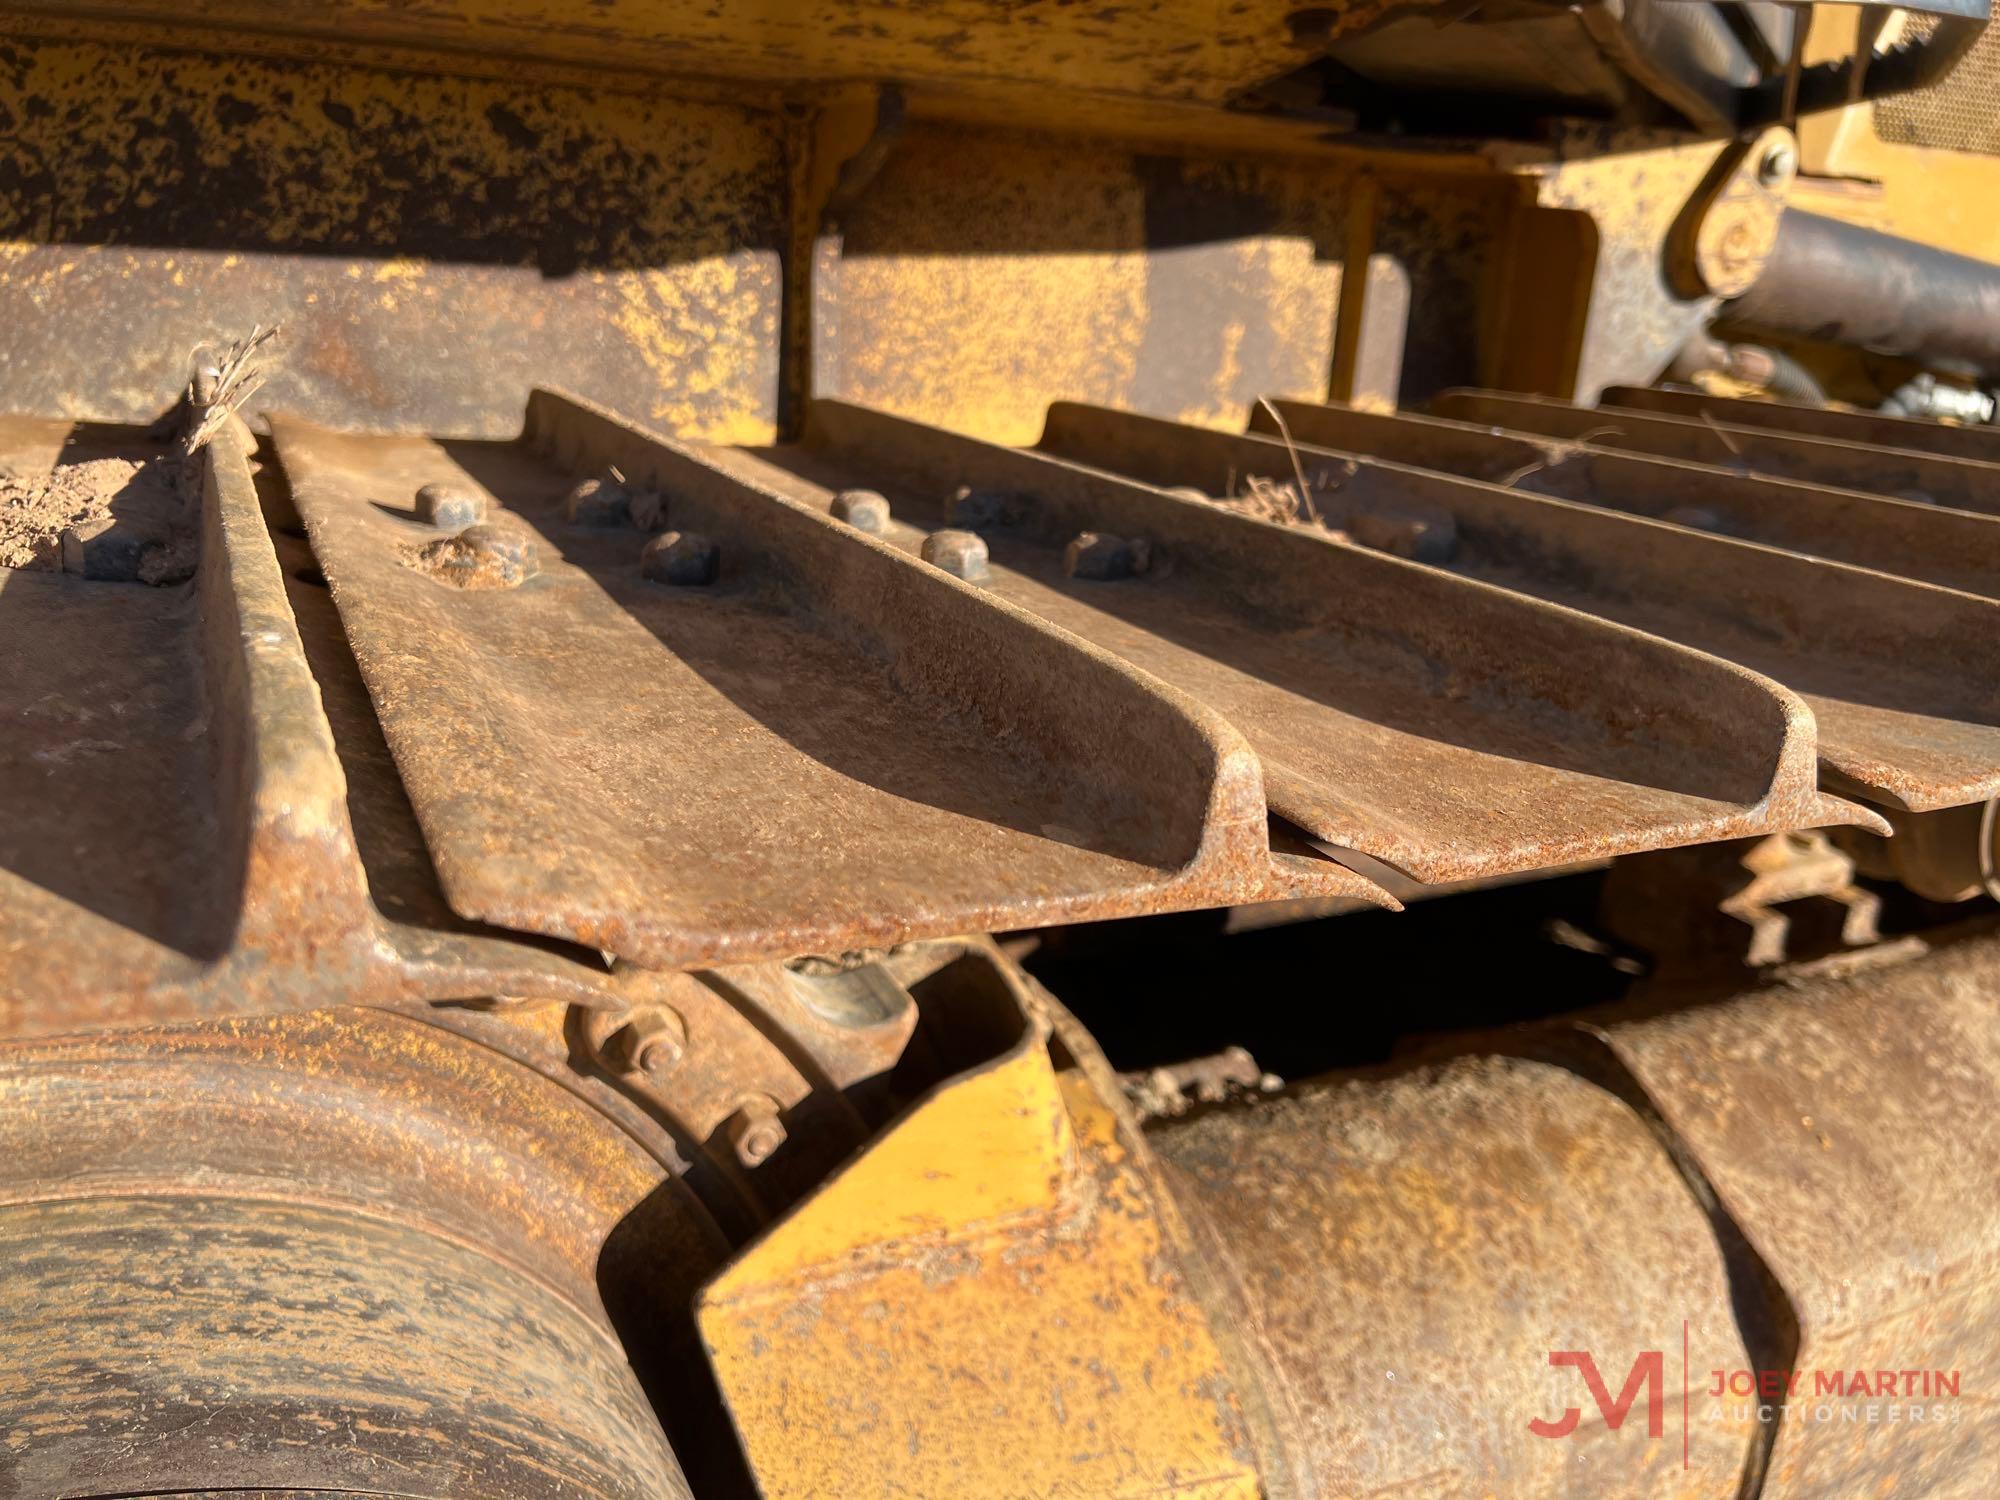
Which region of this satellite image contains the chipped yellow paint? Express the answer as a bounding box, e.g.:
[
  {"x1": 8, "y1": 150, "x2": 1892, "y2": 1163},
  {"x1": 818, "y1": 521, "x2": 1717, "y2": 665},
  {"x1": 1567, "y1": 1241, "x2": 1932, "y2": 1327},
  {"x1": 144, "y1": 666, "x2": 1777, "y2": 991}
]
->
[
  {"x1": 839, "y1": 246, "x2": 1150, "y2": 445},
  {"x1": 700, "y1": 1008, "x2": 1259, "y2": 1498},
  {"x1": 824, "y1": 123, "x2": 1350, "y2": 444},
  {"x1": 706, "y1": 1009, "x2": 1066, "y2": 1289},
  {"x1": 612, "y1": 259, "x2": 776, "y2": 443},
  {"x1": 0, "y1": 0, "x2": 1322, "y2": 111},
  {"x1": 0, "y1": 37, "x2": 782, "y2": 436}
]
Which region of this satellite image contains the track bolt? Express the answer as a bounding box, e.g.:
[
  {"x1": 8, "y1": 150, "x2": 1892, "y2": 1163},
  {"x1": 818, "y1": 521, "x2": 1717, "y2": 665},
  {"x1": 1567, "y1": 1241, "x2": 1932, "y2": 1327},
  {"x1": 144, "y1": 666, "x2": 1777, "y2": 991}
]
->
[
  {"x1": 190, "y1": 359, "x2": 222, "y2": 407},
  {"x1": 921, "y1": 528, "x2": 988, "y2": 580},
  {"x1": 629, "y1": 488, "x2": 667, "y2": 531},
  {"x1": 642, "y1": 529, "x2": 721, "y2": 585},
  {"x1": 564, "y1": 476, "x2": 632, "y2": 527},
  {"x1": 725, "y1": 1095, "x2": 786, "y2": 1168},
  {"x1": 607, "y1": 1007, "x2": 686, "y2": 1075},
  {"x1": 414, "y1": 481, "x2": 487, "y2": 530},
  {"x1": 831, "y1": 488, "x2": 891, "y2": 533},
  {"x1": 947, "y1": 486, "x2": 1013, "y2": 529},
  {"x1": 1063, "y1": 530, "x2": 1150, "y2": 580}
]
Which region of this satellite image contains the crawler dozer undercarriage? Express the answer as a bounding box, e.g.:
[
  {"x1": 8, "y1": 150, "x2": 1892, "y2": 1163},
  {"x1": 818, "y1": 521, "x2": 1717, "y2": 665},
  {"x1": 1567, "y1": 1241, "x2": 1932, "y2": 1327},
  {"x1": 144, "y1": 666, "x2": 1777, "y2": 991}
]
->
[{"x1": 7, "y1": 2, "x2": 2000, "y2": 1496}]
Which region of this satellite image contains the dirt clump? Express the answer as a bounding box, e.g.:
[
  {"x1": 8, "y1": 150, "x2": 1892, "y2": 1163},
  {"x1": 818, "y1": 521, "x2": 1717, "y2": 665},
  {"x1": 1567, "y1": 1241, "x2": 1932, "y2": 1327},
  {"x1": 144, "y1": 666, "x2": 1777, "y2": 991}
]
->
[
  {"x1": 406, "y1": 522, "x2": 540, "y2": 589},
  {"x1": 0, "y1": 454, "x2": 195, "y2": 583}
]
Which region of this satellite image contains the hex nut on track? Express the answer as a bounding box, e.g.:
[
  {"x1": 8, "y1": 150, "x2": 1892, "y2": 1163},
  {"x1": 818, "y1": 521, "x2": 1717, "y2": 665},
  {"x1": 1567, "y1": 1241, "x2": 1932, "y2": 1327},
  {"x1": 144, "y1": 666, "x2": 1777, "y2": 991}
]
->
[
  {"x1": 642, "y1": 529, "x2": 720, "y2": 585},
  {"x1": 725, "y1": 1096, "x2": 786, "y2": 1167},
  {"x1": 831, "y1": 488, "x2": 891, "y2": 533},
  {"x1": 629, "y1": 488, "x2": 667, "y2": 532},
  {"x1": 946, "y1": 486, "x2": 1018, "y2": 529},
  {"x1": 413, "y1": 481, "x2": 487, "y2": 530},
  {"x1": 1064, "y1": 531, "x2": 1150, "y2": 580},
  {"x1": 189, "y1": 358, "x2": 222, "y2": 407},
  {"x1": 606, "y1": 1007, "x2": 686, "y2": 1075},
  {"x1": 921, "y1": 528, "x2": 988, "y2": 580},
  {"x1": 564, "y1": 476, "x2": 631, "y2": 527}
]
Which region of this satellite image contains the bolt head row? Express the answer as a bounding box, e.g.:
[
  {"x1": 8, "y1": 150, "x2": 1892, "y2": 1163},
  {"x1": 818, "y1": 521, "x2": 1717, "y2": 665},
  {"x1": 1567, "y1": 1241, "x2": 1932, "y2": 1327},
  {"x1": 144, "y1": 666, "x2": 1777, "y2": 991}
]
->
[
  {"x1": 832, "y1": 488, "x2": 892, "y2": 532},
  {"x1": 607, "y1": 1007, "x2": 687, "y2": 1075},
  {"x1": 921, "y1": 528, "x2": 988, "y2": 580},
  {"x1": 564, "y1": 476, "x2": 634, "y2": 527},
  {"x1": 726, "y1": 1095, "x2": 786, "y2": 1167},
  {"x1": 643, "y1": 529, "x2": 721, "y2": 585},
  {"x1": 414, "y1": 481, "x2": 488, "y2": 530},
  {"x1": 1064, "y1": 530, "x2": 1150, "y2": 580}
]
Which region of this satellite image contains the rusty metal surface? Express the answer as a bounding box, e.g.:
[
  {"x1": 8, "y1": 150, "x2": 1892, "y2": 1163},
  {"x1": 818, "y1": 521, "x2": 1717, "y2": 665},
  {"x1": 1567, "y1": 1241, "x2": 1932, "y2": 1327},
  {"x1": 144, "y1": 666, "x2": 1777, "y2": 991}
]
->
[
  {"x1": 0, "y1": 1004, "x2": 701, "y2": 1496},
  {"x1": 1600, "y1": 830, "x2": 1883, "y2": 972},
  {"x1": 1149, "y1": 1049, "x2": 1760, "y2": 1497},
  {"x1": 1142, "y1": 924, "x2": 2000, "y2": 1498},
  {"x1": 1327, "y1": 172, "x2": 1509, "y2": 409},
  {"x1": 1259, "y1": 395, "x2": 2000, "y2": 599},
  {"x1": 711, "y1": 398, "x2": 1862, "y2": 885},
  {"x1": 0, "y1": 932, "x2": 1012, "y2": 1495},
  {"x1": 975, "y1": 910, "x2": 2000, "y2": 1500},
  {"x1": 1433, "y1": 386, "x2": 2000, "y2": 517},
  {"x1": 1041, "y1": 401, "x2": 2000, "y2": 813},
  {"x1": 1254, "y1": 393, "x2": 1555, "y2": 479},
  {"x1": 1605, "y1": 382, "x2": 2000, "y2": 463},
  {"x1": 0, "y1": 416, "x2": 667, "y2": 1040},
  {"x1": 1839, "y1": 801, "x2": 1998, "y2": 903},
  {"x1": 14, "y1": 14, "x2": 2000, "y2": 1500},
  {"x1": 5, "y1": 1197, "x2": 686, "y2": 1497},
  {"x1": 269, "y1": 390, "x2": 1380, "y2": 971},
  {"x1": 1596, "y1": 925, "x2": 2000, "y2": 1498}
]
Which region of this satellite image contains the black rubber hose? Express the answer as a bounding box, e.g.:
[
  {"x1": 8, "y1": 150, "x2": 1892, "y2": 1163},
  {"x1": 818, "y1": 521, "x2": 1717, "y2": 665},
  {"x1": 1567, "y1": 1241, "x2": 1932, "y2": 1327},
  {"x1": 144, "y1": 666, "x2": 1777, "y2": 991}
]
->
[{"x1": 1722, "y1": 209, "x2": 2000, "y2": 378}]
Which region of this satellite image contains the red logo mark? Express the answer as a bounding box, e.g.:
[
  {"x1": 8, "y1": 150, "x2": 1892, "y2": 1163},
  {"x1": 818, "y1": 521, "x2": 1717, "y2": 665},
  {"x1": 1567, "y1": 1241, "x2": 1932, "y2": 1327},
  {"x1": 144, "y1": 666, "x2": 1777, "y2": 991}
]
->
[{"x1": 1530, "y1": 1350, "x2": 1666, "y2": 1440}]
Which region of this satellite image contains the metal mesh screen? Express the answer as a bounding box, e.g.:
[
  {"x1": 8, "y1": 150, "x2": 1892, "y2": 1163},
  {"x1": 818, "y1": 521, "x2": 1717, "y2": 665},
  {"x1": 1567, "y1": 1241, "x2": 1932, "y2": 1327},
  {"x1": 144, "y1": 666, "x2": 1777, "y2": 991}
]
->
[{"x1": 1875, "y1": 15, "x2": 2000, "y2": 156}]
